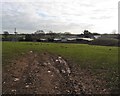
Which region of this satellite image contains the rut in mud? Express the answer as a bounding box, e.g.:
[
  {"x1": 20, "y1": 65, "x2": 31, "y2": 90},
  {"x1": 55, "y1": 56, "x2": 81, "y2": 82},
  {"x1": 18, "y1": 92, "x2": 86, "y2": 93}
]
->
[{"x1": 2, "y1": 51, "x2": 110, "y2": 94}]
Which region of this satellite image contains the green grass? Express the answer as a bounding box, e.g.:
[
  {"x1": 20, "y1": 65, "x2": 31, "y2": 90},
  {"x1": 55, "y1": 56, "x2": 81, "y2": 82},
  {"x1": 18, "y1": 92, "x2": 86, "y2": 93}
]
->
[{"x1": 2, "y1": 41, "x2": 119, "y2": 91}]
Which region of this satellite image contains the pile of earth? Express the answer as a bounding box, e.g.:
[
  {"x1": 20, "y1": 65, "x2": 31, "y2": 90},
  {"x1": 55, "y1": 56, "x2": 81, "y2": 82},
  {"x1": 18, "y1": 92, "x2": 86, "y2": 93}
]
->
[{"x1": 2, "y1": 51, "x2": 111, "y2": 94}]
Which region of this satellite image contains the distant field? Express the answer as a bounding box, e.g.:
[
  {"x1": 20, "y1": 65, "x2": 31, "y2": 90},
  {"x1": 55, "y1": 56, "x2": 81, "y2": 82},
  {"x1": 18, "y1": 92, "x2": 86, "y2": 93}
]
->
[{"x1": 2, "y1": 41, "x2": 119, "y2": 92}]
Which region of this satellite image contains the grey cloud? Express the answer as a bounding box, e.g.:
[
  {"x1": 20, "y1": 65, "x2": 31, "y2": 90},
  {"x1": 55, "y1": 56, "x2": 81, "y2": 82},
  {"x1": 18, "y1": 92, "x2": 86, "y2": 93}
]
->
[{"x1": 1, "y1": 0, "x2": 118, "y2": 34}]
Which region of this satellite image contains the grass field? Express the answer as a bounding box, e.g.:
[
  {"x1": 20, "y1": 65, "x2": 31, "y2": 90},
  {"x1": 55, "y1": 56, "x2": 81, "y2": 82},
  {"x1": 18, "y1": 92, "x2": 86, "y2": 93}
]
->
[{"x1": 2, "y1": 41, "x2": 119, "y2": 92}]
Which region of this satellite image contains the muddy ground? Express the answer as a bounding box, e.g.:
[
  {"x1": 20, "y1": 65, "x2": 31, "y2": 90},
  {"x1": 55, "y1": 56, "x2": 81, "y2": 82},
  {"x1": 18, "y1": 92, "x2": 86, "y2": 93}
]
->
[{"x1": 2, "y1": 51, "x2": 112, "y2": 94}]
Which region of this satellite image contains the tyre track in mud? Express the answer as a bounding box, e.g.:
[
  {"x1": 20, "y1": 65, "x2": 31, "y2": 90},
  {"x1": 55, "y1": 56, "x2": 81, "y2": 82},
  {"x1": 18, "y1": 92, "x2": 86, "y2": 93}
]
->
[
  {"x1": 2, "y1": 51, "x2": 111, "y2": 94},
  {"x1": 2, "y1": 51, "x2": 85, "y2": 94}
]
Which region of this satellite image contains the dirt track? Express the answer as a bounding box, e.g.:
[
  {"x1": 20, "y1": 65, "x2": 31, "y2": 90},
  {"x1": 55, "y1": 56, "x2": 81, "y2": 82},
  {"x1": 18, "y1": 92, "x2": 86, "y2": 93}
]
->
[{"x1": 2, "y1": 51, "x2": 110, "y2": 94}]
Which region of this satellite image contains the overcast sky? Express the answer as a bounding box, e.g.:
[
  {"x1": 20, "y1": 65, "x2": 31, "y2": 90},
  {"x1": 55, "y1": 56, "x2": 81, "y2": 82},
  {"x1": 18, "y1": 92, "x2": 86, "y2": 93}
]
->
[{"x1": 1, "y1": 0, "x2": 119, "y2": 34}]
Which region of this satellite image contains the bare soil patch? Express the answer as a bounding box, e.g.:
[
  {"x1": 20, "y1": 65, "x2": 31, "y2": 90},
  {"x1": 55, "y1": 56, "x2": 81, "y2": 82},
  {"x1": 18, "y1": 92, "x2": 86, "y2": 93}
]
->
[{"x1": 2, "y1": 51, "x2": 110, "y2": 94}]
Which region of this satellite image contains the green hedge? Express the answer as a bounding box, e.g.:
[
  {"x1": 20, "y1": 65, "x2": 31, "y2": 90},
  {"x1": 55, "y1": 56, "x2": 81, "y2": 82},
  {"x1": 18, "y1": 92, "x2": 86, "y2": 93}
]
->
[{"x1": 90, "y1": 38, "x2": 119, "y2": 47}]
